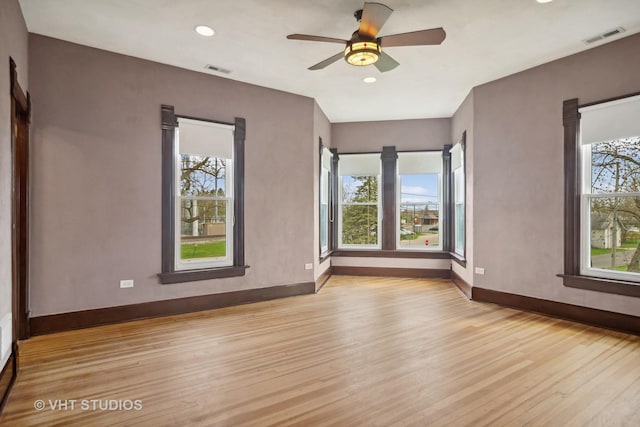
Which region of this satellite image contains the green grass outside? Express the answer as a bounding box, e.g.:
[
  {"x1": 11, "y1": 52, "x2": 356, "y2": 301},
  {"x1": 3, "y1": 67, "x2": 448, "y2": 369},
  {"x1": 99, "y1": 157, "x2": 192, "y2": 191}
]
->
[
  {"x1": 590, "y1": 238, "x2": 640, "y2": 271},
  {"x1": 591, "y1": 247, "x2": 612, "y2": 255},
  {"x1": 591, "y1": 240, "x2": 639, "y2": 256},
  {"x1": 621, "y1": 239, "x2": 639, "y2": 248},
  {"x1": 181, "y1": 241, "x2": 226, "y2": 259}
]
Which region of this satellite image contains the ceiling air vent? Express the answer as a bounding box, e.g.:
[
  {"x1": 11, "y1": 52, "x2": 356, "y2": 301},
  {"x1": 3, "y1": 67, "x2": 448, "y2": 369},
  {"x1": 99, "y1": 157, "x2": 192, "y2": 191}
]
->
[
  {"x1": 584, "y1": 27, "x2": 626, "y2": 44},
  {"x1": 204, "y1": 64, "x2": 231, "y2": 74}
]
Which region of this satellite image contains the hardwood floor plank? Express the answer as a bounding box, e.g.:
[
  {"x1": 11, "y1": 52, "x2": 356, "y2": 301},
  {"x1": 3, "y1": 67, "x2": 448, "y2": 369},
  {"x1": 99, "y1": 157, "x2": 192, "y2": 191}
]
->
[{"x1": 1, "y1": 276, "x2": 639, "y2": 426}]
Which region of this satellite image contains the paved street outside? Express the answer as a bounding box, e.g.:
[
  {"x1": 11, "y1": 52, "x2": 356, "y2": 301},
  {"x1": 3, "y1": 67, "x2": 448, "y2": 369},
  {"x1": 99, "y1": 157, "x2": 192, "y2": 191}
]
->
[
  {"x1": 398, "y1": 231, "x2": 440, "y2": 248},
  {"x1": 591, "y1": 248, "x2": 635, "y2": 269}
]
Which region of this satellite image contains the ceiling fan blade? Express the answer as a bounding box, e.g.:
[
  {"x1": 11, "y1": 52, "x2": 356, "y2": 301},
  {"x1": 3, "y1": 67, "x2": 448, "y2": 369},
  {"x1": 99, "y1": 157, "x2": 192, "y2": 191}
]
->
[
  {"x1": 309, "y1": 52, "x2": 344, "y2": 70},
  {"x1": 379, "y1": 28, "x2": 446, "y2": 47},
  {"x1": 374, "y1": 51, "x2": 399, "y2": 72},
  {"x1": 287, "y1": 34, "x2": 348, "y2": 44},
  {"x1": 358, "y1": 2, "x2": 393, "y2": 39}
]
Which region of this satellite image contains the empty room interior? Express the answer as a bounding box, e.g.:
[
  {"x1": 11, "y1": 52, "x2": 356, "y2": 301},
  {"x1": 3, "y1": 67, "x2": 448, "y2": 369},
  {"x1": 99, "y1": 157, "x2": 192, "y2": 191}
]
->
[{"x1": 1, "y1": 0, "x2": 640, "y2": 425}]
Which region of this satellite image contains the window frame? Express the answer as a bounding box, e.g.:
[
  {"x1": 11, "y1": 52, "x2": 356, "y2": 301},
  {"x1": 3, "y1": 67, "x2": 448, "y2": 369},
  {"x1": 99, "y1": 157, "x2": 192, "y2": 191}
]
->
[
  {"x1": 158, "y1": 105, "x2": 248, "y2": 284},
  {"x1": 395, "y1": 150, "x2": 444, "y2": 252},
  {"x1": 337, "y1": 153, "x2": 382, "y2": 249},
  {"x1": 579, "y1": 140, "x2": 640, "y2": 282},
  {"x1": 175, "y1": 118, "x2": 235, "y2": 271},
  {"x1": 451, "y1": 133, "x2": 467, "y2": 262},
  {"x1": 559, "y1": 95, "x2": 640, "y2": 298},
  {"x1": 332, "y1": 146, "x2": 451, "y2": 258},
  {"x1": 319, "y1": 139, "x2": 337, "y2": 259}
]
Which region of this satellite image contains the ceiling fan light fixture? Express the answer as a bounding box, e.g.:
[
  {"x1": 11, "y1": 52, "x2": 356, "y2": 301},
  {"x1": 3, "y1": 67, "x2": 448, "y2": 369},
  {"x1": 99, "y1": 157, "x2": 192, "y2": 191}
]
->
[{"x1": 344, "y1": 41, "x2": 381, "y2": 66}]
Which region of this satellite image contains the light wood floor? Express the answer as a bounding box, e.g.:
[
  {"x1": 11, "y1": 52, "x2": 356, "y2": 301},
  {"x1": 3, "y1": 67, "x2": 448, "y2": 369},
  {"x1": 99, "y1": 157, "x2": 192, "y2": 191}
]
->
[{"x1": 2, "y1": 276, "x2": 639, "y2": 426}]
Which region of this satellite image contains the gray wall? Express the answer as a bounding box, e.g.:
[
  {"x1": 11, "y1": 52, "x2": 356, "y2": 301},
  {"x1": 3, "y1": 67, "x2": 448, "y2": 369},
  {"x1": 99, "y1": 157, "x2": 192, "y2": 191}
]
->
[
  {"x1": 332, "y1": 118, "x2": 451, "y2": 153},
  {"x1": 451, "y1": 91, "x2": 474, "y2": 285},
  {"x1": 0, "y1": 0, "x2": 28, "y2": 368},
  {"x1": 472, "y1": 32, "x2": 640, "y2": 316},
  {"x1": 28, "y1": 35, "x2": 317, "y2": 316}
]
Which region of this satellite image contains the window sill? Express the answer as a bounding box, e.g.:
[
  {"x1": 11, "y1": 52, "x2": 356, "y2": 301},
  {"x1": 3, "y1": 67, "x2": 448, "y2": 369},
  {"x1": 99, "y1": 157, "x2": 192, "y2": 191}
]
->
[
  {"x1": 558, "y1": 274, "x2": 640, "y2": 298},
  {"x1": 332, "y1": 249, "x2": 450, "y2": 259},
  {"x1": 450, "y1": 252, "x2": 467, "y2": 267},
  {"x1": 159, "y1": 265, "x2": 249, "y2": 284},
  {"x1": 319, "y1": 250, "x2": 333, "y2": 264}
]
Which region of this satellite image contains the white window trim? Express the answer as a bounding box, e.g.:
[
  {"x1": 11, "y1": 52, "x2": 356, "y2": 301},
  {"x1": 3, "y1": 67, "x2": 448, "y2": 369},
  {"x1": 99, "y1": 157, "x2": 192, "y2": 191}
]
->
[
  {"x1": 395, "y1": 173, "x2": 443, "y2": 251},
  {"x1": 453, "y1": 166, "x2": 465, "y2": 256},
  {"x1": 174, "y1": 124, "x2": 235, "y2": 271},
  {"x1": 320, "y1": 166, "x2": 330, "y2": 255},
  {"x1": 395, "y1": 150, "x2": 443, "y2": 251},
  {"x1": 337, "y1": 172, "x2": 382, "y2": 250},
  {"x1": 579, "y1": 136, "x2": 640, "y2": 282},
  {"x1": 320, "y1": 146, "x2": 332, "y2": 255}
]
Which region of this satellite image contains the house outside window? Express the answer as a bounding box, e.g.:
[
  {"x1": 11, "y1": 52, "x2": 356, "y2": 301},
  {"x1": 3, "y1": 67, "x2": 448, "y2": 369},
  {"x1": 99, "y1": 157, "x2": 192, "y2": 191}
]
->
[
  {"x1": 396, "y1": 151, "x2": 442, "y2": 250},
  {"x1": 579, "y1": 95, "x2": 640, "y2": 283}
]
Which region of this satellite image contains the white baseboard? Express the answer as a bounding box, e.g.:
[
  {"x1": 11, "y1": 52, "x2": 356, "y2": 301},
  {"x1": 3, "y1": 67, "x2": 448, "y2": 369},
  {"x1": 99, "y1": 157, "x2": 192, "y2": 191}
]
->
[{"x1": 0, "y1": 312, "x2": 12, "y2": 370}]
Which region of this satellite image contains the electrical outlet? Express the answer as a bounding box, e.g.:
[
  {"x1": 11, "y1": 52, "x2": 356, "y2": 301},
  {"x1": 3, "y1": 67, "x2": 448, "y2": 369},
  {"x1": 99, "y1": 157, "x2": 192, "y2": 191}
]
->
[
  {"x1": 304, "y1": 263, "x2": 313, "y2": 270},
  {"x1": 475, "y1": 267, "x2": 485, "y2": 275},
  {"x1": 120, "y1": 279, "x2": 134, "y2": 288}
]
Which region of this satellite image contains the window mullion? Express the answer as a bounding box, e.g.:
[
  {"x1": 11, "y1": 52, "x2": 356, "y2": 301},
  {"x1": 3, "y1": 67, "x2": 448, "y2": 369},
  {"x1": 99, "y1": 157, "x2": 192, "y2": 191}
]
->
[{"x1": 381, "y1": 146, "x2": 397, "y2": 250}]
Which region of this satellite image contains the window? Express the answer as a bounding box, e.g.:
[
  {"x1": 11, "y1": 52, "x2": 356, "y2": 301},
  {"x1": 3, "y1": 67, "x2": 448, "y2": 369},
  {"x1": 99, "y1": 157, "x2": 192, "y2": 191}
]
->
[
  {"x1": 331, "y1": 147, "x2": 449, "y2": 256},
  {"x1": 397, "y1": 151, "x2": 442, "y2": 250},
  {"x1": 159, "y1": 105, "x2": 247, "y2": 284},
  {"x1": 579, "y1": 95, "x2": 640, "y2": 282},
  {"x1": 561, "y1": 94, "x2": 640, "y2": 297},
  {"x1": 176, "y1": 118, "x2": 234, "y2": 270},
  {"x1": 338, "y1": 154, "x2": 381, "y2": 248},
  {"x1": 320, "y1": 144, "x2": 334, "y2": 256},
  {"x1": 450, "y1": 137, "x2": 466, "y2": 257}
]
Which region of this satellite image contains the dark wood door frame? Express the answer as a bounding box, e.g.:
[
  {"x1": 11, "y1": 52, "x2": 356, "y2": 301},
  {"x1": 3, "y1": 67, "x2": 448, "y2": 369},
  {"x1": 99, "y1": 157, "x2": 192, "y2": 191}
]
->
[
  {"x1": 10, "y1": 57, "x2": 31, "y2": 341},
  {"x1": 1, "y1": 57, "x2": 30, "y2": 416}
]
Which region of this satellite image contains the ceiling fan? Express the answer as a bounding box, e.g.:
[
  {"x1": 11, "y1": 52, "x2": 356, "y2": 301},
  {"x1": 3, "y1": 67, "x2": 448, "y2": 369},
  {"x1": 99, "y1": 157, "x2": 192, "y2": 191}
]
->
[{"x1": 287, "y1": 2, "x2": 446, "y2": 72}]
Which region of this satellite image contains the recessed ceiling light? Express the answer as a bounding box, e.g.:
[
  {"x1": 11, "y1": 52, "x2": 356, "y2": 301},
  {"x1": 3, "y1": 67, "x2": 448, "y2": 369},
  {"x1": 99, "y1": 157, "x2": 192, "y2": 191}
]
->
[
  {"x1": 363, "y1": 77, "x2": 377, "y2": 83},
  {"x1": 195, "y1": 25, "x2": 215, "y2": 37},
  {"x1": 536, "y1": 0, "x2": 553, "y2": 3}
]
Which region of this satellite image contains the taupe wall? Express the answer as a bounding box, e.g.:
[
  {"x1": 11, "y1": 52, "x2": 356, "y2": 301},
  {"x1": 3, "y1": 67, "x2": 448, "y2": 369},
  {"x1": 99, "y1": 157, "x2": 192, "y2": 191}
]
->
[
  {"x1": 0, "y1": 0, "x2": 28, "y2": 368},
  {"x1": 472, "y1": 32, "x2": 640, "y2": 316},
  {"x1": 28, "y1": 35, "x2": 317, "y2": 317},
  {"x1": 451, "y1": 91, "x2": 474, "y2": 285},
  {"x1": 332, "y1": 118, "x2": 451, "y2": 153}
]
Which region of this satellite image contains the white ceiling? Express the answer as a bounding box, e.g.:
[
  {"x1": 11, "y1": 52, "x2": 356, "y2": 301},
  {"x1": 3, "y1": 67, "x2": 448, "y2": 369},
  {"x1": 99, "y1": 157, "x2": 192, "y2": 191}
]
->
[{"x1": 18, "y1": 0, "x2": 640, "y2": 123}]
